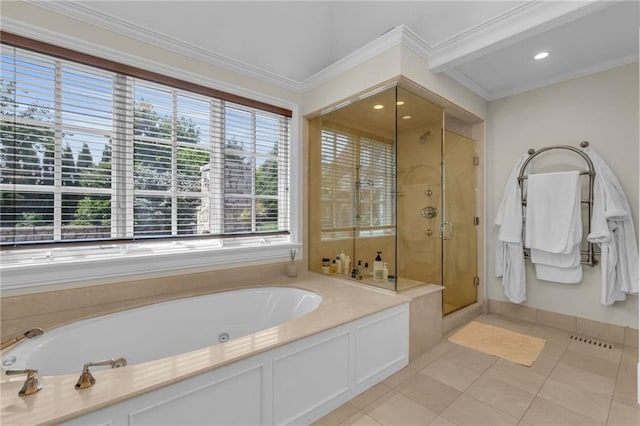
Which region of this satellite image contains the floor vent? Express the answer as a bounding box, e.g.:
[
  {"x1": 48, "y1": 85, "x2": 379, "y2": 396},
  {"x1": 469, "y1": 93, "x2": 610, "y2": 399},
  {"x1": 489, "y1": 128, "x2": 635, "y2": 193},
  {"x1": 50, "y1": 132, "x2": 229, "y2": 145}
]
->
[{"x1": 569, "y1": 335, "x2": 614, "y2": 349}]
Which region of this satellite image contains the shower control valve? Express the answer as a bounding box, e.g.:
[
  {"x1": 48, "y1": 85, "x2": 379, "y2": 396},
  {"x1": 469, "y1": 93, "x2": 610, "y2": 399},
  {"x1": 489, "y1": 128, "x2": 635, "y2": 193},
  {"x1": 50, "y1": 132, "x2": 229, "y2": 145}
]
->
[{"x1": 420, "y1": 206, "x2": 438, "y2": 219}]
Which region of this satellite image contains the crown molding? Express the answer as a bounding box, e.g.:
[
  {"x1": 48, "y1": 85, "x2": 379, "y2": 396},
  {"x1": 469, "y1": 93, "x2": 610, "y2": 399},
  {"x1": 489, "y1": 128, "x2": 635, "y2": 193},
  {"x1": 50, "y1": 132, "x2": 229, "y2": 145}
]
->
[
  {"x1": 23, "y1": 0, "x2": 304, "y2": 93},
  {"x1": 488, "y1": 53, "x2": 640, "y2": 101},
  {"x1": 300, "y1": 25, "x2": 413, "y2": 92},
  {"x1": 429, "y1": 0, "x2": 610, "y2": 73},
  {"x1": 0, "y1": 18, "x2": 300, "y2": 114},
  {"x1": 444, "y1": 68, "x2": 493, "y2": 101}
]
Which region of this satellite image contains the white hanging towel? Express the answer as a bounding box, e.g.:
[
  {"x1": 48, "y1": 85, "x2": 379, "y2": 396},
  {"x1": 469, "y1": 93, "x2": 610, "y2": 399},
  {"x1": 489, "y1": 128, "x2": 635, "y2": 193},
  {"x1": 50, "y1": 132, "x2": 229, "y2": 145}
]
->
[
  {"x1": 495, "y1": 154, "x2": 529, "y2": 303},
  {"x1": 525, "y1": 171, "x2": 583, "y2": 283},
  {"x1": 585, "y1": 148, "x2": 639, "y2": 305}
]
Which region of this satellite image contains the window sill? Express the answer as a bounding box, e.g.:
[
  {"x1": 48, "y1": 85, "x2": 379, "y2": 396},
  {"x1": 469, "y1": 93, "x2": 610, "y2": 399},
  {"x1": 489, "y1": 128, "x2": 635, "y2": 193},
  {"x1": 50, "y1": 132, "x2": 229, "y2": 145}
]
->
[{"x1": 0, "y1": 239, "x2": 301, "y2": 295}]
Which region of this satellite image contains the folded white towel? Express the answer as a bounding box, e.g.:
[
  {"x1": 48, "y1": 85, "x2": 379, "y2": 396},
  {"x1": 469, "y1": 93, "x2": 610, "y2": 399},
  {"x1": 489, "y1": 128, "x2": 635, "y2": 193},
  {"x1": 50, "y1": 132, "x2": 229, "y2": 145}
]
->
[
  {"x1": 530, "y1": 247, "x2": 580, "y2": 268},
  {"x1": 535, "y1": 263, "x2": 583, "y2": 283},
  {"x1": 525, "y1": 171, "x2": 582, "y2": 254}
]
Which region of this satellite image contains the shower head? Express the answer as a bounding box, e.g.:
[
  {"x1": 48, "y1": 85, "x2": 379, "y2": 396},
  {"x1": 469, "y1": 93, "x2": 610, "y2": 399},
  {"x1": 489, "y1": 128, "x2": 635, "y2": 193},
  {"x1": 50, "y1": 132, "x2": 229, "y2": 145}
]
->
[{"x1": 419, "y1": 130, "x2": 431, "y2": 144}]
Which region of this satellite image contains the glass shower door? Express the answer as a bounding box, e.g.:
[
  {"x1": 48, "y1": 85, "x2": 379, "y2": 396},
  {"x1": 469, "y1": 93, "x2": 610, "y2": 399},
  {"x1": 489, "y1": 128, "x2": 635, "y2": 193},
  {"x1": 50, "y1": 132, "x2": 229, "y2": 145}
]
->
[{"x1": 442, "y1": 130, "x2": 478, "y2": 315}]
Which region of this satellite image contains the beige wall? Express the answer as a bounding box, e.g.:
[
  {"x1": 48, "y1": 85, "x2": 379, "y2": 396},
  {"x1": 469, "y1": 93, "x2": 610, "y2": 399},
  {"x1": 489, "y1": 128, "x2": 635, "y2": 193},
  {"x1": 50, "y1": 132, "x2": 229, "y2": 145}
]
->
[{"x1": 486, "y1": 63, "x2": 639, "y2": 327}]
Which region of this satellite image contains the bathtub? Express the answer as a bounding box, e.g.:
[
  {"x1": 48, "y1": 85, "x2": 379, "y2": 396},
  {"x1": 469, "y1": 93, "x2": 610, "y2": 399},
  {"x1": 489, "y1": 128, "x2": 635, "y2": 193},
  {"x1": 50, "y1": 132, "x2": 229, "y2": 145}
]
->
[
  {"x1": 2, "y1": 287, "x2": 323, "y2": 376},
  {"x1": 1, "y1": 277, "x2": 409, "y2": 426}
]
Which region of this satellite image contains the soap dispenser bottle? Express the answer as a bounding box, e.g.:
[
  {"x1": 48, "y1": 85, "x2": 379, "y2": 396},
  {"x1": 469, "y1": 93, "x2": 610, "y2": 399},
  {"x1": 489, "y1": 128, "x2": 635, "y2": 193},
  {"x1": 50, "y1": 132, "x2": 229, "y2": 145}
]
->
[{"x1": 373, "y1": 251, "x2": 383, "y2": 282}]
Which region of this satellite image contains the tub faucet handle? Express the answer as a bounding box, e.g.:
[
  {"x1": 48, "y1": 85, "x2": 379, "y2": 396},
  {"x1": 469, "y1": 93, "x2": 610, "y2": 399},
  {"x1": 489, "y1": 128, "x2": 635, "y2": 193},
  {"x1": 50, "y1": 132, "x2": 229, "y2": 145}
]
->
[
  {"x1": 75, "y1": 358, "x2": 128, "y2": 389},
  {"x1": 5, "y1": 368, "x2": 43, "y2": 396}
]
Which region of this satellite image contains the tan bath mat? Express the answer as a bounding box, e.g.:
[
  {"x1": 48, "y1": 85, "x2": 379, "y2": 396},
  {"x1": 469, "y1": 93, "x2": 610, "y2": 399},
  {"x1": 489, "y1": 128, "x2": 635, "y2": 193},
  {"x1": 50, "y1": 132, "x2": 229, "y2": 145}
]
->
[{"x1": 448, "y1": 321, "x2": 546, "y2": 366}]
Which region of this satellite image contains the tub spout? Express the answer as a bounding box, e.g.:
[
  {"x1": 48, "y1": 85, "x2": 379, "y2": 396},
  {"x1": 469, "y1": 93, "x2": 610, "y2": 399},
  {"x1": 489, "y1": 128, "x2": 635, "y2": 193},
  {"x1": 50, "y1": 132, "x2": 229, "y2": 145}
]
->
[
  {"x1": 1, "y1": 328, "x2": 44, "y2": 350},
  {"x1": 75, "y1": 358, "x2": 127, "y2": 389}
]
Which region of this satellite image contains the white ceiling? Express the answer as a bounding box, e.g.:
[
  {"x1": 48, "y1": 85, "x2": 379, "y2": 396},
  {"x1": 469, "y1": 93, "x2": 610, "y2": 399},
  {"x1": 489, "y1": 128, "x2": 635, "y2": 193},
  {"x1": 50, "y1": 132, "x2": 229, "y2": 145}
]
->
[{"x1": 22, "y1": 0, "x2": 640, "y2": 101}]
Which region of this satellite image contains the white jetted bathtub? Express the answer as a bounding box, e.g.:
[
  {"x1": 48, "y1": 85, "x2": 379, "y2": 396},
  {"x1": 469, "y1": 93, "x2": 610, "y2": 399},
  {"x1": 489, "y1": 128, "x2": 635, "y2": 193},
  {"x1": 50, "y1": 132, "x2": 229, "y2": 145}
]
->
[
  {"x1": 1, "y1": 279, "x2": 409, "y2": 426},
  {"x1": 2, "y1": 287, "x2": 323, "y2": 375}
]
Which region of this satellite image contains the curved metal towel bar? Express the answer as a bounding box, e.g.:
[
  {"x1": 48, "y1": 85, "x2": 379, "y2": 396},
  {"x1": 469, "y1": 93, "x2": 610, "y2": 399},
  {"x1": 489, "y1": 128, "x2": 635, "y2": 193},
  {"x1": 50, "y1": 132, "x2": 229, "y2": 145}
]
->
[{"x1": 517, "y1": 140, "x2": 598, "y2": 266}]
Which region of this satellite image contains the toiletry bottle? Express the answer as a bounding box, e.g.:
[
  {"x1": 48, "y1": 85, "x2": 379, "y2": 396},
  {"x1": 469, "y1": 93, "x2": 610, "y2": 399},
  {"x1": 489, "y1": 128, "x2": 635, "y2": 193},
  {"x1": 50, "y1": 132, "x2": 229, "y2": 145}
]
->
[
  {"x1": 335, "y1": 256, "x2": 343, "y2": 274},
  {"x1": 373, "y1": 251, "x2": 383, "y2": 282},
  {"x1": 356, "y1": 260, "x2": 363, "y2": 280},
  {"x1": 364, "y1": 262, "x2": 369, "y2": 278},
  {"x1": 331, "y1": 260, "x2": 337, "y2": 274},
  {"x1": 344, "y1": 255, "x2": 351, "y2": 277},
  {"x1": 322, "y1": 258, "x2": 331, "y2": 274},
  {"x1": 382, "y1": 262, "x2": 389, "y2": 283}
]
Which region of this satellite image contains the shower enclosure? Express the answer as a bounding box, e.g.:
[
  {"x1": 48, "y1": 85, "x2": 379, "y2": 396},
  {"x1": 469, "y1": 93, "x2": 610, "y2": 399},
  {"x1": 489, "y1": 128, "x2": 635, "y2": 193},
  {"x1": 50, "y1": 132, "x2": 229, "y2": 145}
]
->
[{"x1": 308, "y1": 84, "x2": 480, "y2": 315}]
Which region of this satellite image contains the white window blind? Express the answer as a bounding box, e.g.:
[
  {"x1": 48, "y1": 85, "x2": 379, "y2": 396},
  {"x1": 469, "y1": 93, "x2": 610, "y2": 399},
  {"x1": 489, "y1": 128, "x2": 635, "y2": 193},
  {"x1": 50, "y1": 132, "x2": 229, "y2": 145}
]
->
[
  {"x1": 0, "y1": 45, "x2": 290, "y2": 246},
  {"x1": 320, "y1": 128, "x2": 395, "y2": 240}
]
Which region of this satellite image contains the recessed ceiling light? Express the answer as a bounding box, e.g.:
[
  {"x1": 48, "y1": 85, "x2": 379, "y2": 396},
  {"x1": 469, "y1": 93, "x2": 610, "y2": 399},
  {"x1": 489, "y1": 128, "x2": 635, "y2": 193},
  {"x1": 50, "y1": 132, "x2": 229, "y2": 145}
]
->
[
  {"x1": 396, "y1": 101, "x2": 405, "y2": 106},
  {"x1": 534, "y1": 51, "x2": 549, "y2": 60},
  {"x1": 402, "y1": 115, "x2": 412, "y2": 120},
  {"x1": 373, "y1": 104, "x2": 384, "y2": 110}
]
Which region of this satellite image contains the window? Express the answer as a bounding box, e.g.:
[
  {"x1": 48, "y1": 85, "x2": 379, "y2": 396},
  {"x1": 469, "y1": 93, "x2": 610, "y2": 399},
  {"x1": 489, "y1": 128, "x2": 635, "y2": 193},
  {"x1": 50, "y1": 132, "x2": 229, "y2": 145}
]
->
[
  {"x1": 320, "y1": 128, "x2": 395, "y2": 240},
  {"x1": 0, "y1": 45, "x2": 290, "y2": 249}
]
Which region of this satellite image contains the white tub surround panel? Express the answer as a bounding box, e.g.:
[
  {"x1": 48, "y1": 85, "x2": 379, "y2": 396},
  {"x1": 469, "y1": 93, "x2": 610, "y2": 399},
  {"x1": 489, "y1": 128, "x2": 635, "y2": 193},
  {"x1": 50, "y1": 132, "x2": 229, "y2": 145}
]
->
[
  {"x1": 60, "y1": 305, "x2": 409, "y2": 426},
  {"x1": 1, "y1": 275, "x2": 409, "y2": 425}
]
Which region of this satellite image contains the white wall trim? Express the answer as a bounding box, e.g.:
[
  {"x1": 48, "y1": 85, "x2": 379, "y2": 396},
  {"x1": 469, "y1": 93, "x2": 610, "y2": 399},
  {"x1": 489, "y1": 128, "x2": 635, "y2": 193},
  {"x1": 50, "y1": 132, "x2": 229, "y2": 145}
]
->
[
  {"x1": 429, "y1": 0, "x2": 609, "y2": 73},
  {"x1": 487, "y1": 53, "x2": 640, "y2": 101},
  {"x1": 22, "y1": 0, "x2": 304, "y2": 93},
  {"x1": 300, "y1": 25, "x2": 408, "y2": 92},
  {"x1": 444, "y1": 68, "x2": 493, "y2": 101}
]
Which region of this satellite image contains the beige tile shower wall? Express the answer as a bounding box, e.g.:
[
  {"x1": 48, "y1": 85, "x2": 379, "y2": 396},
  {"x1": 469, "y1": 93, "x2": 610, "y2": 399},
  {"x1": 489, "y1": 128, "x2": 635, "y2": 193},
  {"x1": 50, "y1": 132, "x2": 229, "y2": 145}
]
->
[
  {"x1": 397, "y1": 125, "x2": 442, "y2": 285},
  {"x1": 0, "y1": 261, "x2": 301, "y2": 338},
  {"x1": 486, "y1": 63, "x2": 639, "y2": 328}
]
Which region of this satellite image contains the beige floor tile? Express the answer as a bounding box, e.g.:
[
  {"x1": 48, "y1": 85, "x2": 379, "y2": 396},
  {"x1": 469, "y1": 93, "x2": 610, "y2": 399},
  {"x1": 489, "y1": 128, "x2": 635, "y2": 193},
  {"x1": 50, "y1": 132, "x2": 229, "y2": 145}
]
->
[
  {"x1": 441, "y1": 394, "x2": 519, "y2": 426},
  {"x1": 382, "y1": 366, "x2": 417, "y2": 388},
  {"x1": 549, "y1": 362, "x2": 616, "y2": 398},
  {"x1": 483, "y1": 359, "x2": 547, "y2": 395},
  {"x1": 340, "y1": 412, "x2": 382, "y2": 426},
  {"x1": 517, "y1": 342, "x2": 563, "y2": 377},
  {"x1": 312, "y1": 403, "x2": 360, "y2": 426},
  {"x1": 517, "y1": 421, "x2": 533, "y2": 426},
  {"x1": 623, "y1": 327, "x2": 638, "y2": 348},
  {"x1": 522, "y1": 397, "x2": 603, "y2": 426},
  {"x1": 474, "y1": 314, "x2": 533, "y2": 333},
  {"x1": 613, "y1": 357, "x2": 638, "y2": 406},
  {"x1": 421, "y1": 358, "x2": 481, "y2": 392},
  {"x1": 445, "y1": 344, "x2": 498, "y2": 373},
  {"x1": 607, "y1": 400, "x2": 640, "y2": 426},
  {"x1": 622, "y1": 345, "x2": 638, "y2": 362},
  {"x1": 577, "y1": 318, "x2": 625, "y2": 345},
  {"x1": 567, "y1": 339, "x2": 623, "y2": 364},
  {"x1": 429, "y1": 416, "x2": 457, "y2": 426},
  {"x1": 396, "y1": 372, "x2": 462, "y2": 414},
  {"x1": 409, "y1": 341, "x2": 457, "y2": 370},
  {"x1": 364, "y1": 391, "x2": 437, "y2": 425},
  {"x1": 538, "y1": 378, "x2": 611, "y2": 423},
  {"x1": 465, "y1": 376, "x2": 536, "y2": 419},
  {"x1": 559, "y1": 348, "x2": 621, "y2": 379},
  {"x1": 350, "y1": 382, "x2": 393, "y2": 410},
  {"x1": 527, "y1": 324, "x2": 571, "y2": 347}
]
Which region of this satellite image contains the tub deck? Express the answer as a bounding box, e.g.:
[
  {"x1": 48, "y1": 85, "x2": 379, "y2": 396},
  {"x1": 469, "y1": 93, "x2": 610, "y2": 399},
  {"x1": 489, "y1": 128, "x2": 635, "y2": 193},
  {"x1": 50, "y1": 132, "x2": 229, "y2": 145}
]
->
[{"x1": 1, "y1": 274, "x2": 409, "y2": 425}]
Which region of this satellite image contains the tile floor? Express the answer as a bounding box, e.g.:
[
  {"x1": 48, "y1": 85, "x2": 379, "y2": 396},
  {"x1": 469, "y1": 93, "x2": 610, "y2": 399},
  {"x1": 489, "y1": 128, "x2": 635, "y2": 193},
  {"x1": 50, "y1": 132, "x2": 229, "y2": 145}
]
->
[{"x1": 313, "y1": 313, "x2": 639, "y2": 426}]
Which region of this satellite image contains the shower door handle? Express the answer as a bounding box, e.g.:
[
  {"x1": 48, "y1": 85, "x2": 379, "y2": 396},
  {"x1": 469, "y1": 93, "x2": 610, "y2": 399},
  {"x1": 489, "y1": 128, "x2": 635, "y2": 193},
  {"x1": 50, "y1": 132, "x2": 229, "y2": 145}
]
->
[{"x1": 440, "y1": 221, "x2": 454, "y2": 240}]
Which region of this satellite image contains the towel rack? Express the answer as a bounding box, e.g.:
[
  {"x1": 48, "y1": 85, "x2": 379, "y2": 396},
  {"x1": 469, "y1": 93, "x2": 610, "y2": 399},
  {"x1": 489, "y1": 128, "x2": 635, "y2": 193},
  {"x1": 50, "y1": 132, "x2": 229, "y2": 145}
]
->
[{"x1": 517, "y1": 141, "x2": 598, "y2": 266}]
